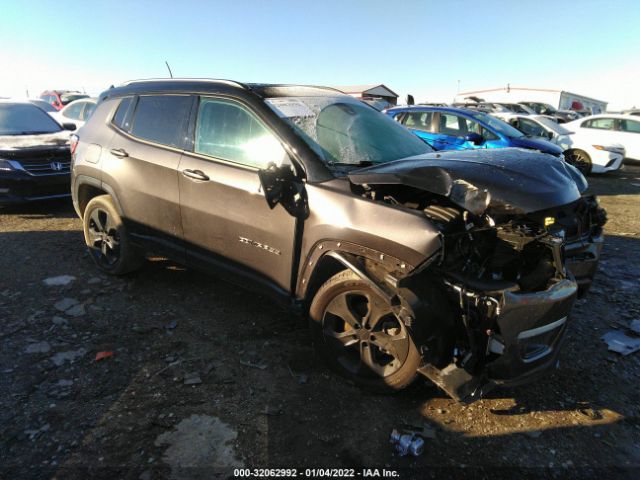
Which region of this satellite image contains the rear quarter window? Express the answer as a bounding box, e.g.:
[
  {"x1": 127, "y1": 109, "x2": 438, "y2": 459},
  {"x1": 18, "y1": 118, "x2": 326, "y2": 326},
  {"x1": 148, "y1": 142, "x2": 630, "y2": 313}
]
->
[
  {"x1": 112, "y1": 96, "x2": 133, "y2": 131},
  {"x1": 130, "y1": 95, "x2": 192, "y2": 148}
]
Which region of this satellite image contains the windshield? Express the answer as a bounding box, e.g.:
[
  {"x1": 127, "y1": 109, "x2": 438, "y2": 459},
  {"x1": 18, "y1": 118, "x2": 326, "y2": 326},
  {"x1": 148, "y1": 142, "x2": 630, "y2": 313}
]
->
[
  {"x1": 537, "y1": 116, "x2": 572, "y2": 134},
  {"x1": 266, "y1": 96, "x2": 433, "y2": 166},
  {"x1": 0, "y1": 103, "x2": 62, "y2": 135},
  {"x1": 468, "y1": 111, "x2": 524, "y2": 138}
]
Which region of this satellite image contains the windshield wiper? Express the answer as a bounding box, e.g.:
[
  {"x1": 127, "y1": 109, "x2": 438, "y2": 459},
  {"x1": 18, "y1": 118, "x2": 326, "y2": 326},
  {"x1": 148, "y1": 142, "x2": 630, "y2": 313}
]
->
[{"x1": 328, "y1": 161, "x2": 375, "y2": 167}]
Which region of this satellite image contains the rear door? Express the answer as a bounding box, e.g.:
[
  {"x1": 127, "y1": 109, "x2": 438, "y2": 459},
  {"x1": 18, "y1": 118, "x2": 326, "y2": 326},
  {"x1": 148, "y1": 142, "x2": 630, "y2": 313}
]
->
[
  {"x1": 178, "y1": 96, "x2": 298, "y2": 293},
  {"x1": 101, "y1": 94, "x2": 193, "y2": 261}
]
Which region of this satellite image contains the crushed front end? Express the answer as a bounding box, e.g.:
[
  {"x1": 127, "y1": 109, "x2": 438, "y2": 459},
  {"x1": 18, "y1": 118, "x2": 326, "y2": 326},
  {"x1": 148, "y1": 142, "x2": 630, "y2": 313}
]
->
[
  {"x1": 348, "y1": 151, "x2": 607, "y2": 401},
  {"x1": 408, "y1": 201, "x2": 588, "y2": 402}
]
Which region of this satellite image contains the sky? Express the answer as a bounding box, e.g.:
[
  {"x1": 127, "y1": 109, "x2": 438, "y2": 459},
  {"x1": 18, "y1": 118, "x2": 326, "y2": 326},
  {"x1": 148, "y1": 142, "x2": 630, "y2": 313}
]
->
[{"x1": 1, "y1": 0, "x2": 639, "y2": 109}]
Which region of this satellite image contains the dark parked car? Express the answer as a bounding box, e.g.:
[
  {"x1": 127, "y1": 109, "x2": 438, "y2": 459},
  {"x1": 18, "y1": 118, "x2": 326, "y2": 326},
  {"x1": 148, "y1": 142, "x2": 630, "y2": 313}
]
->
[
  {"x1": 519, "y1": 102, "x2": 579, "y2": 123},
  {"x1": 0, "y1": 101, "x2": 75, "y2": 204},
  {"x1": 71, "y1": 79, "x2": 605, "y2": 401}
]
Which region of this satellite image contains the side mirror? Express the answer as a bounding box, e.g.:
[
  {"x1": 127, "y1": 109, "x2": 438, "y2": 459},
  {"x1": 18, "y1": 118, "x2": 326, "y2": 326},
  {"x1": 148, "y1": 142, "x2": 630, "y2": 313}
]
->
[
  {"x1": 546, "y1": 130, "x2": 554, "y2": 140},
  {"x1": 258, "y1": 163, "x2": 308, "y2": 218},
  {"x1": 464, "y1": 132, "x2": 485, "y2": 145},
  {"x1": 62, "y1": 123, "x2": 77, "y2": 131}
]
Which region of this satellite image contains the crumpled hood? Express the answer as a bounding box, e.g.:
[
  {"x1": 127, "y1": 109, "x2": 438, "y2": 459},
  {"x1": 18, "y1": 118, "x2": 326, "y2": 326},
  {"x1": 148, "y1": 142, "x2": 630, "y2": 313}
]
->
[
  {"x1": 348, "y1": 148, "x2": 588, "y2": 214},
  {"x1": 0, "y1": 131, "x2": 70, "y2": 150},
  {"x1": 508, "y1": 136, "x2": 563, "y2": 156}
]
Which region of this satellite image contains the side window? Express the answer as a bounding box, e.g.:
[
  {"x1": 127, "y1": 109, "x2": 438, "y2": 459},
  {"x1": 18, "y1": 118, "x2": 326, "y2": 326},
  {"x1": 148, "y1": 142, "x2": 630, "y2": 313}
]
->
[
  {"x1": 439, "y1": 113, "x2": 464, "y2": 136},
  {"x1": 82, "y1": 103, "x2": 96, "y2": 121},
  {"x1": 619, "y1": 119, "x2": 640, "y2": 133},
  {"x1": 392, "y1": 112, "x2": 405, "y2": 122},
  {"x1": 195, "y1": 97, "x2": 286, "y2": 169},
  {"x1": 130, "y1": 95, "x2": 192, "y2": 148},
  {"x1": 63, "y1": 102, "x2": 83, "y2": 120},
  {"x1": 112, "y1": 96, "x2": 133, "y2": 131},
  {"x1": 482, "y1": 128, "x2": 499, "y2": 140},
  {"x1": 583, "y1": 118, "x2": 614, "y2": 130},
  {"x1": 461, "y1": 117, "x2": 481, "y2": 135},
  {"x1": 404, "y1": 112, "x2": 434, "y2": 132}
]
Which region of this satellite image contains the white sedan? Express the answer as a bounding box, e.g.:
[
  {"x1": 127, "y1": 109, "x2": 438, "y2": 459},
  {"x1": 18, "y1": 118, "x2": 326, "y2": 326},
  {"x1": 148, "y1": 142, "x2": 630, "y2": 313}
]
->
[
  {"x1": 51, "y1": 98, "x2": 97, "y2": 130},
  {"x1": 494, "y1": 113, "x2": 625, "y2": 174},
  {"x1": 563, "y1": 114, "x2": 640, "y2": 162}
]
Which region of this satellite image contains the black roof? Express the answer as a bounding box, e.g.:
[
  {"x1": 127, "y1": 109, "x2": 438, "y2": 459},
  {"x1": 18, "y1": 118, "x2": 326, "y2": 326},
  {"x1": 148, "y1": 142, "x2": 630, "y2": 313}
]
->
[{"x1": 100, "y1": 79, "x2": 345, "y2": 102}]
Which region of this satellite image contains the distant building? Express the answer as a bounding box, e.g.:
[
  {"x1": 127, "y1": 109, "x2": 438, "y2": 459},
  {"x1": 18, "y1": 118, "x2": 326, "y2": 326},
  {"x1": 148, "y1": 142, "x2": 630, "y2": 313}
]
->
[
  {"x1": 454, "y1": 86, "x2": 608, "y2": 114},
  {"x1": 334, "y1": 84, "x2": 399, "y2": 106}
]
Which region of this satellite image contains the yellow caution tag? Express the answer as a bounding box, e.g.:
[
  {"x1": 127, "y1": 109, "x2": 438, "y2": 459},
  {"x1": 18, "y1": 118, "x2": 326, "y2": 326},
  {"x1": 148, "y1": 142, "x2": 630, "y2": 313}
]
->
[{"x1": 544, "y1": 217, "x2": 555, "y2": 227}]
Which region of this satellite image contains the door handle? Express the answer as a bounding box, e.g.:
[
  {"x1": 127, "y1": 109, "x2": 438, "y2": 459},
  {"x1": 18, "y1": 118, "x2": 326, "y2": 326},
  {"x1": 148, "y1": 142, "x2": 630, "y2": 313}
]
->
[
  {"x1": 182, "y1": 169, "x2": 209, "y2": 181},
  {"x1": 110, "y1": 148, "x2": 128, "y2": 158}
]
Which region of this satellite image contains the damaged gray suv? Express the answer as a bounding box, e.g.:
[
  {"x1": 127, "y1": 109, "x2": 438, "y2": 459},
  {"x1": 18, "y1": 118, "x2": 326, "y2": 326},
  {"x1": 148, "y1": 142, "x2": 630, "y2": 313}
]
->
[{"x1": 71, "y1": 79, "x2": 606, "y2": 402}]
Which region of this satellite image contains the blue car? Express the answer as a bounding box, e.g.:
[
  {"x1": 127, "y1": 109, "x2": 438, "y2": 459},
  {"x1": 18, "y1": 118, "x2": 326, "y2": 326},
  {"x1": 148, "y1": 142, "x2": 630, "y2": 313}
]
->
[{"x1": 385, "y1": 106, "x2": 564, "y2": 156}]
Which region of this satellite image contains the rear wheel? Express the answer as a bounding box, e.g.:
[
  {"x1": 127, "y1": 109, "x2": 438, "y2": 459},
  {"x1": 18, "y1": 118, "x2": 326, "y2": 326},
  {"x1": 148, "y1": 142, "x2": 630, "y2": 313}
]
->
[
  {"x1": 83, "y1": 195, "x2": 143, "y2": 275},
  {"x1": 565, "y1": 149, "x2": 592, "y2": 175},
  {"x1": 309, "y1": 270, "x2": 420, "y2": 391}
]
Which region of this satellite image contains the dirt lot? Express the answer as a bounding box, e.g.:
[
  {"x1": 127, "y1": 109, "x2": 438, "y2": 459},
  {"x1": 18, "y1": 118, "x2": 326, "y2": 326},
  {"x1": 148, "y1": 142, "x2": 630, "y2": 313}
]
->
[{"x1": 1, "y1": 166, "x2": 640, "y2": 479}]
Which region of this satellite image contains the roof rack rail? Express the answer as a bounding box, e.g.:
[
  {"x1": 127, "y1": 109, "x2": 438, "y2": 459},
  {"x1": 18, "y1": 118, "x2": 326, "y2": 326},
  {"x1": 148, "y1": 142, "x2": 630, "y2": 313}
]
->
[{"x1": 119, "y1": 78, "x2": 248, "y2": 89}]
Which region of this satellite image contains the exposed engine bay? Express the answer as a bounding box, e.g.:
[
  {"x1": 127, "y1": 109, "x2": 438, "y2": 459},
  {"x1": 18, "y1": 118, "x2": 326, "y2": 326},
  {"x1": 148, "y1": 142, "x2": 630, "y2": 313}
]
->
[{"x1": 356, "y1": 181, "x2": 606, "y2": 402}]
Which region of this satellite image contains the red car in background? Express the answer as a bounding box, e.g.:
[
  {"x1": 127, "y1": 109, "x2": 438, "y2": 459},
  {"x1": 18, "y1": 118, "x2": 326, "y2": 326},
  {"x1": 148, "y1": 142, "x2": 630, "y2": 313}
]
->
[{"x1": 39, "y1": 90, "x2": 89, "y2": 111}]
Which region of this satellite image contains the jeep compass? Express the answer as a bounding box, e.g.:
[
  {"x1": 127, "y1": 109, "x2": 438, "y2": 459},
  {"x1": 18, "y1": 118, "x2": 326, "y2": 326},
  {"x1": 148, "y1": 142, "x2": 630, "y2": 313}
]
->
[{"x1": 71, "y1": 79, "x2": 606, "y2": 401}]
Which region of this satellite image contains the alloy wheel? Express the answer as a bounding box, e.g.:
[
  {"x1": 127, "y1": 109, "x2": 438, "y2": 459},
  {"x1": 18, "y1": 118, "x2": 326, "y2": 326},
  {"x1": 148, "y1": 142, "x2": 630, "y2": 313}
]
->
[
  {"x1": 322, "y1": 290, "x2": 410, "y2": 378},
  {"x1": 566, "y1": 151, "x2": 592, "y2": 175},
  {"x1": 86, "y1": 208, "x2": 121, "y2": 266}
]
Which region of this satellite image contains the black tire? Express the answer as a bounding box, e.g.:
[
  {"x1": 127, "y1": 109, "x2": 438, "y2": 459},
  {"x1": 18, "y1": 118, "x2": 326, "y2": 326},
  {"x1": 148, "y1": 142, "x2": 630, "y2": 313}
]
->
[
  {"x1": 565, "y1": 149, "x2": 592, "y2": 175},
  {"x1": 309, "y1": 270, "x2": 421, "y2": 392},
  {"x1": 83, "y1": 195, "x2": 143, "y2": 275}
]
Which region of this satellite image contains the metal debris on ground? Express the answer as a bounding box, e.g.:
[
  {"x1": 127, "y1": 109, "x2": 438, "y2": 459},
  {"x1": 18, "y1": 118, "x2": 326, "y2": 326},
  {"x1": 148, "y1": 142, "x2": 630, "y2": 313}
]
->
[
  {"x1": 602, "y1": 330, "x2": 640, "y2": 356},
  {"x1": 390, "y1": 428, "x2": 425, "y2": 457}
]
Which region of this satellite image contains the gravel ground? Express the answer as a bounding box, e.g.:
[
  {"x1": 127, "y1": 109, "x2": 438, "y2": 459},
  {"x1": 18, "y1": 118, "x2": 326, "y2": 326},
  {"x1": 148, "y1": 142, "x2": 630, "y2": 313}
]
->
[{"x1": 1, "y1": 166, "x2": 639, "y2": 479}]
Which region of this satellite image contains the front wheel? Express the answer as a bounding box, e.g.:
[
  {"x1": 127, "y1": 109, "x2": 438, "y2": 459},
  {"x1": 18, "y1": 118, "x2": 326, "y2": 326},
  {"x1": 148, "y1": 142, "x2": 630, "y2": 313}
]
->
[
  {"x1": 565, "y1": 149, "x2": 592, "y2": 175},
  {"x1": 309, "y1": 270, "x2": 421, "y2": 392},
  {"x1": 83, "y1": 195, "x2": 143, "y2": 275}
]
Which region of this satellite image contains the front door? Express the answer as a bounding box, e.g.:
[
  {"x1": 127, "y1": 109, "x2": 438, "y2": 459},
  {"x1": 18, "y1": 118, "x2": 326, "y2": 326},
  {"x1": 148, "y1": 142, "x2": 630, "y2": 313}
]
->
[
  {"x1": 178, "y1": 96, "x2": 298, "y2": 293},
  {"x1": 617, "y1": 118, "x2": 640, "y2": 160},
  {"x1": 434, "y1": 112, "x2": 485, "y2": 150}
]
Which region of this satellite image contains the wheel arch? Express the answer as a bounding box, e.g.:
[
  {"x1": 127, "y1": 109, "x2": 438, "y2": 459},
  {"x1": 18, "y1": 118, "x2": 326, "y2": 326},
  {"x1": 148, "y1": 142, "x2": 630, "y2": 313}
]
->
[
  {"x1": 74, "y1": 176, "x2": 124, "y2": 218},
  {"x1": 298, "y1": 240, "x2": 416, "y2": 310}
]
